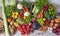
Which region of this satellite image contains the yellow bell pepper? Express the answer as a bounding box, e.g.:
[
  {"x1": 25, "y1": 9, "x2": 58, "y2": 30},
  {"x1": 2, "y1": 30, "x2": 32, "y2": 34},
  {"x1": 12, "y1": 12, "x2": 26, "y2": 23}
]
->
[
  {"x1": 14, "y1": 15, "x2": 18, "y2": 19},
  {"x1": 15, "y1": 12, "x2": 19, "y2": 15},
  {"x1": 12, "y1": 15, "x2": 15, "y2": 18},
  {"x1": 12, "y1": 12, "x2": 18, "y2": 19}
]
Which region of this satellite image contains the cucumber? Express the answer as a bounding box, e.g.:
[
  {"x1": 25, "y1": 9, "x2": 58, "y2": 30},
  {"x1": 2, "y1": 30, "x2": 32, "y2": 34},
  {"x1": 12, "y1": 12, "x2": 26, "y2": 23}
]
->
[{"x1": 16, "y1": 18, "x2": 25, "y2": 24}]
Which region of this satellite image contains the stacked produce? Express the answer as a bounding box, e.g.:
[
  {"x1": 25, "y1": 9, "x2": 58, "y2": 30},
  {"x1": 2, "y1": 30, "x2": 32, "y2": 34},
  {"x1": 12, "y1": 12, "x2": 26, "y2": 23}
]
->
[{"x1": 5, "y1": 0, "x2": 60, "y2": 35}]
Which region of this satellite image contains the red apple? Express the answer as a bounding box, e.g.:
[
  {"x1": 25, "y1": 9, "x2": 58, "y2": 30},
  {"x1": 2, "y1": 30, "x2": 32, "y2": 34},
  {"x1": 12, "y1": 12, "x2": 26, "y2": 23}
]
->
[
  {"x1": 26, "y1": 25, "x2": 30, "y2": 29},
  {"x1": 22, "y1": 25, "x2": 26, "y2": 29},
  {"x1": 32, "y1": 18, "x2": 36, "y2": 22},
  {"x1": 21, "y1": 31, "x2": 25, "y2": 35},
  {"x1": 28, "y1": 23, "x2": 32, "y2": 27},
  {"x1": 24, "y1": 28, "x2": 27, "y2": 32},
  {"x1": 26, "y1": 28, "x2": 30, "y2": 31},
  {"x1": 17, "y1": 25, "x2": 21, "y2": 31},
  {"x1": 26, "y1": 30, "x2": 30, "y2": 35}
]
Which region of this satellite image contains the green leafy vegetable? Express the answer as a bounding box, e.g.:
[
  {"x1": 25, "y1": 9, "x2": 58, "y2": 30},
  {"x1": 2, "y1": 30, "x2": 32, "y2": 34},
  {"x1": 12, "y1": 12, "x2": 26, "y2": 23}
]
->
[
  {"x1": 34, "y1": 0, "x2": 49, "y2": 9},
  {"x1": 44, "y1": 11, "x2": 51, "y2": 20},
  {"x1": 5, "y1": 5, "x2": 16, "y2": 17},
  {"x1": 37, "y1": 18, "x2": 44, "y2": 26},
  {"x1": 21, "y1": 0, "x2": 30, "y2": 6},
  {"x1": 26, "y1": 16, "x2": 32, "y2": 23},
  {"x1": 43, "y1": 5, "x2": 56, "y2": 20},
  {"x1": 48, "y1": 5, "x2": 56, "y2": 17}
]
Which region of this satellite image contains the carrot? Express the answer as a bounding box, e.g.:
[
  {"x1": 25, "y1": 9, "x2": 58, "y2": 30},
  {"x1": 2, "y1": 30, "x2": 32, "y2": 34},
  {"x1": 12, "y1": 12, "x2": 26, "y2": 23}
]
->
[{"x1": 24, "y1": 6, "x2": 29, "y2": 12}]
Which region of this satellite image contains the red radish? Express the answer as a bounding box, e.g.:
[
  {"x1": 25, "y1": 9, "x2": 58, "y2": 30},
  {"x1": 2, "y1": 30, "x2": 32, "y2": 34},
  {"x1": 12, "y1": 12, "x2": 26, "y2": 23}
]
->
[
  {"x1": 17, "y1": 24, "x2": 33, "y2": 35},
  {"x1": 26, "y1": 32, "x2": 30, "y2": 35},
  {"x1": 43, "y1": 5, "x2": 49, "y2": 11},
  {"x1": 22, "y1": 25, "x2": 26, "y2": 29},
  {"x1": 21, "y1": 29, "x2": 24, "y2": 32},
  {"x1": 26, "y1": 30, "x2": 30, "y2": 35},
  {"x1": 17, "y1": 25, "x2": 21, "y2": 29},
  {"x1": 24, "y1": 29, "x2": 27, "y2": 32},
  {"x1": 28, "y1": 23, "x2": 32, "y2": 27},
  {"x1": 26, "y1": 28, "x2": 30, "y2": 31},
  {"x1": 20, "y1": 28, "x2": 23, "y2": 32},
  {"x1": 17, "y1": 25, "x2": 21, "y2": 31},
  {"x1": 26, "y1": 25, "x2": 30, "y2": 29},
  {"x1": 21, "y1": 31, "x2": 25, "y2": 35},
  {"x1": 32, "y1": 18, "x2": 36, "y2": 22}
]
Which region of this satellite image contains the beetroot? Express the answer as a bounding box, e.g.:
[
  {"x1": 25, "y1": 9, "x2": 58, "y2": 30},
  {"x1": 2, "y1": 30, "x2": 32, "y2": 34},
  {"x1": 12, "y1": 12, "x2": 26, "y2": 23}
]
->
[{"x1": 43, "y1": 5, "x2": 49, "y2": 11}]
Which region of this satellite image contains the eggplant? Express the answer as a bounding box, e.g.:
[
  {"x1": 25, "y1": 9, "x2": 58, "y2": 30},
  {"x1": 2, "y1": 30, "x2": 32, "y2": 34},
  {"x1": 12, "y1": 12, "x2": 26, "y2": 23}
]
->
[{"x1": 32, "y1": 21, "x2": 40, "y2": 30}]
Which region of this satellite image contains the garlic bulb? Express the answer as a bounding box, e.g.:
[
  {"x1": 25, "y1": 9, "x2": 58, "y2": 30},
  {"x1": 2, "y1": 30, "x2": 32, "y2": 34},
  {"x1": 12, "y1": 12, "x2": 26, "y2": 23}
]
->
[
  {"x1": 48, "y1": 27, "x2": 53, "y2": 33},
  {"x1": 17, "y1": 4, "x2": 23, "y2": 9},
  {"x1": 24, "y1": 12, "x2": 30, "y2": 16}
]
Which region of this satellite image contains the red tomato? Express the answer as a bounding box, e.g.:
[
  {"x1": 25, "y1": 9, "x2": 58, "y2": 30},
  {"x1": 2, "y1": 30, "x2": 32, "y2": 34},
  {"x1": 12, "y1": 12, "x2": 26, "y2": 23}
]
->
[{"x1": 17, "y1": 25, "x2": 21, "y2": 31}]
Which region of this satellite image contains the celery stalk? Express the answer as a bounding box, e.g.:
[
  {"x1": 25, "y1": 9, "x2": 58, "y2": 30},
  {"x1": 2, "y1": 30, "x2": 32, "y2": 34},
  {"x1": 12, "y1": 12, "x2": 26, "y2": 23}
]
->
[{"x1": 2, "y1": 0, "x2": 10, "y2": 36}]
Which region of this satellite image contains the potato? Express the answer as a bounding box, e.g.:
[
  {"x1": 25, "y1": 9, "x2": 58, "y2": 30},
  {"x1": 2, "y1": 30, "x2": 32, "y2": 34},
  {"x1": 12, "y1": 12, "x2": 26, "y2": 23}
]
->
[
  {"x1": 55, "y1": 19, "x2": 60, "y2": 23},
  {"x1": 10, "y1": 21, "x2": 14, "y2": 25},
  {"x1": 14, "y1": 22, "x2": 19, "y2": 27},
  {"x1": 7, "y1": 18, "x2": 12, "y2": 23},
  {"x1": 9, "y1": 25, "x2": 16, "y2": 34},
  {"x1": 38, "y1": 26, "x2": 48, "y2": 32}
]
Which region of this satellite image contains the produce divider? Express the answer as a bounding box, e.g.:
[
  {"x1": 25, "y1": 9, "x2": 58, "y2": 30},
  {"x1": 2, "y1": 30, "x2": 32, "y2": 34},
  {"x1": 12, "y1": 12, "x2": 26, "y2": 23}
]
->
[{"x1": 2, "y1": 0, "x2": 10, "y2": 36}]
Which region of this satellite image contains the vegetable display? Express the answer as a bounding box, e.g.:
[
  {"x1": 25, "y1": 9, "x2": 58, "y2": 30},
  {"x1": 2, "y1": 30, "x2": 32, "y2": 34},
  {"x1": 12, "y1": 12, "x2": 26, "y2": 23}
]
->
[{"x1": 3, "y1": 0, "x2": 60, "y2": 36}]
